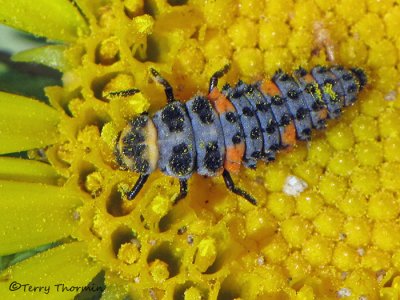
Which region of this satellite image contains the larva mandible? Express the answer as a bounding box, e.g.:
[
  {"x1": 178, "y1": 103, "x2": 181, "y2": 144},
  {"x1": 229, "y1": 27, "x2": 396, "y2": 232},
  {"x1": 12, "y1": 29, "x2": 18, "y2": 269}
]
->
[{"x1": 113, "y1": 64, "x2": 367, "y2": 205}]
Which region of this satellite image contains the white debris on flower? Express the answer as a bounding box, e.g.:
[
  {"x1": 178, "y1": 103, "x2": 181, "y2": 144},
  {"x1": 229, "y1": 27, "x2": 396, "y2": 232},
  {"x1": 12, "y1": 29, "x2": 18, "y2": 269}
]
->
[
  {"x1": 384, "y1": 90, "x2": 397, "y2": 101},
  {"x1": 282, "y1": 175, "x2": 308, "y2": 196},
  {"x1": 337, "y1": 287, "x2": 352, "y2": 298},
  {"x1": 257, "y1": 256, "x2": 265, "y2": 266},
  {"x1": 357, "y1": 248, "x2": 365, "y2": 256}
]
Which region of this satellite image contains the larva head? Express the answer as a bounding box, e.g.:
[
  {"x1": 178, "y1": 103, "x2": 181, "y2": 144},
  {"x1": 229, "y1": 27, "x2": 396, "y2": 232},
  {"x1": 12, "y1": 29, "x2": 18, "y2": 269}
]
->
[
  {"x1": 350, "y1": 68, "x2": 368, "y2": 91},
  {"x1": 116, "y1": 115, "x2": 159, "y2": 174}
]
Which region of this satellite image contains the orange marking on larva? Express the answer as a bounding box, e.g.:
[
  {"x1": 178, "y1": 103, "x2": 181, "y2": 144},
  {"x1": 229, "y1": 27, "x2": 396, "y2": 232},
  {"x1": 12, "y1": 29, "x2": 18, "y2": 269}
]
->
[
  {"x1": 304, "y1": 74, "x2": 315, "y2": 83},
  {"x1": 224, "y1": 144, "x2": 245, "y2": 173},
  {"x1": 282, "y1": 122, "x2": 297, "y2": 146},
  {"x1": 260, "y1": 80, "x2": 281, "y2": 96},
  {"x1": 208, "y1": 88, "x2": 235, "y2": 114},
  {"x1": 318, "y1": 108, "x2": 328, "y2": 120}
]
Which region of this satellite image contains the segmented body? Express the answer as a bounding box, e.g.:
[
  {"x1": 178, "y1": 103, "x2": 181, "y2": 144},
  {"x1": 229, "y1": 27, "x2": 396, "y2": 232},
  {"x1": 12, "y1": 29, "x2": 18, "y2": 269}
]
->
[{"x1": 116, "y1": 65, "x2": 367, "y2": 204}]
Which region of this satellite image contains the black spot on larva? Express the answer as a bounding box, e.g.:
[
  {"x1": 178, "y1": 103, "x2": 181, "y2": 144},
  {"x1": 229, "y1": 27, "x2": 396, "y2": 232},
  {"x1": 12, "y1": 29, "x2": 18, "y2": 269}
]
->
[
  {"x1": 324, "y1": 78, "x2": 336, "y2": 86},
  {"x1": 287, "y1": 90, "x2": 300, "y2": 100},
  {"x1": 204, "y1": 142, "x2": 222, "y2": 172},
  {"x1": 134, "y1": 158, "x2": 150, "y2": 173},
  {"x1": 270, "y1": 144, "x2": 280, "y2": 151},
  {"x1": 342, "y1": 73, "x2": 353, "y2": 81},
  {"x1": 169, "y1": 143, "x2": 192, "y2": 176},
  {"x1": 122, "y1": 145, "x2": 134, "y2": 157},
  {"x1": 347, "y1": 84, "x2": 357, "y2": 94},
  {"x1": 302, "y1": 128, "x2": 312, "y2": 137},
  {"x1": 305, "y1": 83, "x2": 317, "y2": 94},
  {"x1": 122, "y1": 131, "x2": 145, "y2": 145},
  {"x1": 256, "y1": 101, "x2": 269, "y2": 112},
  {"x1": 317, "y1": 66, "x2": 327, "y2": 73},
  {"x1": 192, "y1": 97, "x2": 214, "y2": 124},
  {"x1": 297, "y1": 67, "x2": 307, "y2": 77},
  {"x1": 161, "y1": 105, "x2": 184, "y2": 132},
  {"x1": 335, "y1": 66, "x2": 344, "y2": 71},
  {"x1": 225, "y1": 111, "x2": 237, "y2": 123},
  {"x1": 232, "y1": 133, "x2": 242, "y2": 144},
  {"x1": 312, "y1": 101, "x2": 323, "y2": 111},
  {"x1": 279, "y1": 73, "x2": 290, "y2": 81},
  {"x1": 132, "y1": 144, "x2": 146, "y2": 157},
  {"x1": 271, "y1": 95, "x2": 284, "y2": 105},
  {"x1": 296, "y1": 107, "x2": 308, "y2": 120},
  {"x1": 250, "y1": 127, "x2": 261, "y2": 139},
  {"x1": 280, "y1": 113, "x2": 291, "y2": 126},
  {"x1": 251, "y1": 151, "x2": 262, "y2": 159},
  {"x1": 131, "y1": 116, "x2": 147, "y2": 129},
  {"x1": 242, "y1": 106, "x2": 254, "y2": 117},
  {"x1": 266, "y1": 121, "x2": 276, "y2": 134}
]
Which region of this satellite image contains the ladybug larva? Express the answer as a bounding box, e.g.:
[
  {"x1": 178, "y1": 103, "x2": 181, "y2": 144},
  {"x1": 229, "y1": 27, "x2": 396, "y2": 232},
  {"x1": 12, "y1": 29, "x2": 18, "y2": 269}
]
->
[{"x1": 113, "y1": 65, "x2": 367, "y2": 205}]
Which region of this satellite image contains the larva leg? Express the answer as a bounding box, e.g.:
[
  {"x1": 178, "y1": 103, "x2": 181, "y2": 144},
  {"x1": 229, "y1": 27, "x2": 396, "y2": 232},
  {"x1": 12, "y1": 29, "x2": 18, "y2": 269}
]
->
[
  {"x1": 209, "y1": 64, "x2": 231, "y2": 93},
  {"x1": 222, "y1": 170, "x2": 257, "y2": 205},
  {"x1": 150, "y1": 68, "x2": 175, "y2": 103},
  {"x1": 106, "y1": 88, "x2": 140, "y2": 98},
  {"x1": 127, "y1": 174, "x2": 149, "y2": 200},
  {"x1": 173, "y1": 179, "x2": 188, "y2": 205}
]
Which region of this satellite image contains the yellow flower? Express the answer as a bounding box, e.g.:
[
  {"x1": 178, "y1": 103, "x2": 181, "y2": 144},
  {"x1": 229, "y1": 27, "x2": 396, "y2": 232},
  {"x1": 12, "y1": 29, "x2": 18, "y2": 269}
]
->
[{"x1": 1, "y1": 0, "x2": 400, "y2": 299}]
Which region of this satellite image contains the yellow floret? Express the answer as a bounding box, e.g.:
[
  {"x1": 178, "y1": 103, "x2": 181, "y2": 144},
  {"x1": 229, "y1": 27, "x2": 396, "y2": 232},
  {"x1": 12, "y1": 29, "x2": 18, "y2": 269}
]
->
[
  {"x1": 336, "y1": 0, "x2": 367, "y2": 25},
  {"x1": 296, "y1": 191, "x2": 324, "y2": 219},
  {"x1": 308, "y1": 139, "x2": 333, "y2": 167},
  {"x1": 193, "y1": 238, "x2": 217, "y2": 273},
  {"x1": 361, "y1": 247, "x2": 391, "y2": 271},
  {"x1": 201, "y1": 0, "x2": 237, "y2": 29},
  {"x1": 266, "y1": 192, "x2": 296, "y2": 220},
  {"x1": 326, "y1": 122, "x2": 355, "y2": 150},
  {"x1": 351, "y1": 115, "x2": 378, "y2": 141},
  {"x1": 344, "y1": 269, "x2": 379, "y2": 298},
  {"x1": 337, "y1": 190, "x2": 368, "y2": 217},
  {"x1": 184, "y1": 287, "x2": 203, "y2": 300},
  {"x1": 332, "y1": 243, "x2": 360, "y2": 271},
  {"x1": 372, "y1": 222, "x2": 400, "y2": 251},
  {"x1": 281, "y1": 216, "x2": 312, "y2": 248},
  {"x1": 259, "y1": 19, "x2": 290, "y2": 50},
  {"x1": 117, "y1": 243, "x2": 140, "y2": 265},
  {"x1": 368, "y1": 39, "x2": 398, "y2": 68},
  {"x1": 380, "y1": 162, "x2": 400, "y2": 190},
  {"x1": 261, "y1": 235, "x2": 289, "y2": 263},
  {"x1": 313, "y1": 208, "x2": 344, "y2": 238},
  {"x1": 343, "y1": 218, "x2": 371, "y2": 247},
  {"x1": 238, "y1": 0, "x2": 264, "y2": 20},
  {"x1": 302, "y1": 236, "x2": 333, "y2": 266},
  {"x1": 352, "y1": 13, "x2": 385, "y2": 45},
  {"x1": 354, "y1": 140, "x2": 383, "y2": 166},
  {"x1": 368, "y1": 191, "x2": 399, "y2": 220},
  {"x1": 384, "y1": 136, "x2": 400, "y2": 162},
  {"x1": 233, "y1": 48, "x2": 263, "y2": 79},
  {"x1": 293, "y1": 161, "x2": 323, "y2": 185},
  {"x1": 319, "y1": 172, "x2": 348, "y2": 204},
  {"x1": 227, "y1": 18, "x2": 258, "y2": 49},
  {"x1": 149, "y1": 259, "x2": 170, "y2": 283},
  {"x1": 245, "y1": 208, "x2": 277, "y2": 240},
  {"x1": 328, "y1": 150, "x2": 357, "y2": 176},
  {"x1": 203, "y1": 30, "x2": 233, "y2": 60},
  {"x1": 350, "y1": 167, "x2": 380, "y2": 194},
  {"x1": 285, "y1": 252, "x2": 311, "y2": 284}
]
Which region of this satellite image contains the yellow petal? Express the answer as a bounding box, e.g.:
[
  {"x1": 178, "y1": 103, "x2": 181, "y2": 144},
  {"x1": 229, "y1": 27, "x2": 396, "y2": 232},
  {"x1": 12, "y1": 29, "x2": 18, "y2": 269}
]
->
[
  {"x1": 12, "y1": 45, "x2": 69, "y2": 72},
  {"x1": 0, "y1": 242, "x2": 102, "y2": 300},
  {"x1": 0, "y1": 157, "x2": 60, "y2": 185},
  {"x1": 0, "y1": 0, "x2": 88, "y2": 42},
  {"x1": 0, "y1": 180, "x2": 81, "y2": 255},
  {"x1": 0, "y1": 92, "x2": 60, "y2": 154}
]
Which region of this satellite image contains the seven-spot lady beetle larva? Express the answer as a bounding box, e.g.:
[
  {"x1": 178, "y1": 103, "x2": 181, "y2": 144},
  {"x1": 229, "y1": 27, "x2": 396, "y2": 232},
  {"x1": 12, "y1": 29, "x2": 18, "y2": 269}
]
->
[{"x1": 112, "y1": 65, "x2": 367, "y2": 205}]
